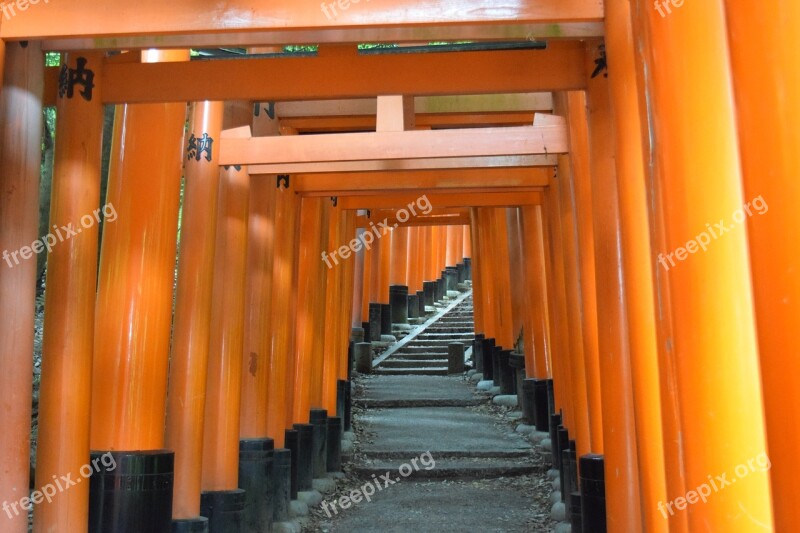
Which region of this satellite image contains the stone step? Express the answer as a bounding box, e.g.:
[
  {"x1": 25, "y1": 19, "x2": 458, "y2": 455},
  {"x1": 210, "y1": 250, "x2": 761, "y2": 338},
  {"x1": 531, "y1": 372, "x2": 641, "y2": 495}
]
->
[
  {"x1": 351, "y1": 458, "x2": 538, "y2": 480},
  {"x1": 373, "y1": 367, "x2": 449, "y2": 376},
  {"x1": 380, "y1": 359, "x2": 448, "y2": 369},
  {"x1": 354, "y1": 398, "x2": 486, "y2": 408},
  {"x1": 430, "y1": 326, "x2": 474, "y2": 331},
  {"x1": 409, "y1": 335, "x2": 473, "y2": 341},
  {"x1": 396, "y1": 346, "x2": 449, "y2": 355},
  {"x1": 406, "y1": 341, "x2": 470, "y2": 348},
  {"x1": 392, "y1": 353, "x2": 449, "y2": 361}
]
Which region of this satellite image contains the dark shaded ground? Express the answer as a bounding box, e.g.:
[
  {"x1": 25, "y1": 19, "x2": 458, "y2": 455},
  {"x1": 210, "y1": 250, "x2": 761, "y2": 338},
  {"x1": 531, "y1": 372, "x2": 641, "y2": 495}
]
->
[{"x1": 308, "y1": 373, "x2": 554, "y2": 532}]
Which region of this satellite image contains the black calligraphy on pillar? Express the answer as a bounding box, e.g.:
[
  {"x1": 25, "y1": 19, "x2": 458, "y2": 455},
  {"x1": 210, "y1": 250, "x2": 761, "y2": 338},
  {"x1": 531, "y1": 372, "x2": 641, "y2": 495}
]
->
[
  {"x1": 187, "y1": 133, "x2": 214, "y2": 162},
  {"x1": 254, "y1": 102, "x2": 276, "y2": 119},
  {"x1": 223, "y1": 165, "x2": 242, "y2": 171},
  {"x1": 591, "y1": 43, "x2": 608, "y2": 79},
  {"x1": 58, "y1": 57, "x2": 96, "y2": 101}
]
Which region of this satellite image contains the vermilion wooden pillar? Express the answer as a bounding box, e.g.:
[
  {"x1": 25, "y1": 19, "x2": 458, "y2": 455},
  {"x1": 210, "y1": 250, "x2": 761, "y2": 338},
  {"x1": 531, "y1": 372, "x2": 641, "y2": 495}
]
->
[
  {"x1": 340, "y1": 211, "x2": 358, "y2": 379},
  {"x1": 492, "y1": 209, "x2": 515, "y2": 348},
  {"x1": 725, "y1": 2, "x2": 799, "y2": 529},
  {"x1": 368, "y1": 227, "x2": 382, "y2": 303},
  {"x1": 91, "y1": 49, "x2": 188, "y2": 451},
  {"x1": 505, "y1": 209, "x2": 525, "y2": 346},
  {"x1": 436, "y1": 225, "x2": 447, "y2": 275},
  {"x1": 352, "y1": 225, "x2": 366, "y2": 328},
  {"x1": 0, "y1": 41, "x2": 43, "y2": 533},
  {"x1": 605, "y1": 1, "x2": 668, "y2": 529},
  {"x1": 551, "y1": 138, "x2": 592, "y2": 457},
  {"x1": 292, "y1": 196, "x2": 328, "y2": 423},
  {"x1": 543, "y1": 179, "x2": 575, "y2": 430},
  {"x1": 322, "y1": 207, "x2": 347, "y2": 413},
  {"x1": 420, "y1": 225, "x2": 432, "y2": 283},
  {"x1": 201, "y1": 163, "x2": 250, "y2": 491},
  {"x1": 585, "y1": 40, "x2": 641, "y2": 533},
  {"x1": 627, "y1": 9, "x2": 687, "y2": 516},
  {"x1": 462, "y1": 225, "x2": 471, "y2": 259},
  {"x1": 428, "y1": 226, "x2": 441, "y2": 281},
  {"x1": 378, "y1": 225, "x2": 391, "y2": 303},
  {"x1": 405, "y1": 226, "x2": 422, "y2": 293},
  {"x1": 267, "y1": 178, "x2": 300, "y2": 446},
  {"x1": 631, "y1": 2, "x2": 774, "y2": 529},
  {"x1": 390, "y1": 226, "x2": 408, "y2": 286},
  {"x1": 453, "y1": 225, "x2": 464, "y2": 265},
  {"x1": 240, "y1": 169, "x2": 278, "y2": 436},
  {"x1": 473, "y1": 210, "x2": 496, "y2": 341},
  {"x1": 360, "y1": 227, "x2": 373, "y2": 322},
  {"x1": 519, "y1": 206, "x2": 551, "y2": 379},
  {"x1": 34, "y1": 51, "x2": 103, "y2": 532},
  {"x1": 240, "y1": 102, "x2": 280, "y2": 442},
  {"x1": 445, "y1": 225, "x2": 459, "y2": 267},
  {"x1": 164, "y1": 101, "x2": 224, "y2": 519},
  {"x1": 563, "y1": 92, "x2": 604, "y2": 454},
  {"x1": 468, "y1": 214, "x2": 484, "y2": 334}
]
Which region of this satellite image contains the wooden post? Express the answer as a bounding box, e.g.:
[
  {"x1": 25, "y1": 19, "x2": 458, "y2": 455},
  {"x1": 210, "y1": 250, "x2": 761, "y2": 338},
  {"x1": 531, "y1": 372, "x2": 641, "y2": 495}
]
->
[
  {"x1": 725, "y1": 2, "x2": 799, "y2": 529},
  {"x1": 164, "y1": 101, "x2": 225, "y2": 519},
  {"x1": 0, "y1": 41, "x2": 43, "y2": 533},
  {"x1": 91, "y1": 50, "x2": 188, "y2": 451},
  {"x1": 631, "y1": 1, "x2": 774, "y2": 529}
]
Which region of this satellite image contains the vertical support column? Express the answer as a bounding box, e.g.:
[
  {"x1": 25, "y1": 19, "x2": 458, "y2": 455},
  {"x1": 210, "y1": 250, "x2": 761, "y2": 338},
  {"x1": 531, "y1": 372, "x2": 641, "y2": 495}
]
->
[
  {"x1": 473, "y1": 211, "x2": 496, "y2": 342},
  {"x1": 201, "y1": 162, "x2": 250, "y2": 492},
  {"x1": 389, "y1": 225, "x2": 409, "y2": 325},
  {"x1": 378, "y1": 225, "x2": 391, "y2": 304},
  {"x1": 563, "y1": 92, "x2": 604, "y2": 454},
  {"x1": 90, "y1": 48, "x2": 187, "y2": 530},
  {"x1": 322, "y1": 206, "x2": 345, "y2": 414},
  {"x1": 632, "y1": 1, "x2": 774, "y2": 530},
  {"x1": 0, "y1": 41, "x2": 43, "y2": 533},
  {"x1": 164, "y1": 101, "x2": 224, "y2": 522},
  {"x1": 520, "y1": 206, "x2": 551, "y2": 379},
  {"x1": 420, "y1": 225, "x2": 432, "y2": 282},
  {"x1": 543, "y1": 179, "x2": 575, "y2": 430},
  {"x1": 469, "y1": 214, "x2": 484, "y2": 335},
  {"x1": 552, "y1": 101, "x2": 592, "y2": 460},
  {"x1": 267, "y1": 177, "x2": 300, "y2": 447},
  {"x1": 390, "y1": 225, "x2": 409, "y2": 287},
  {"x1": 462, "y1": 225, "x2": 471, "y2": 259},
  {"x1": 604, "y1": 2, "x2": 668, "y2": 530},
  {"x1": 585, "y1": 39, "x2": 641, "y2": 533},
  {"x1": 351, "y1": 225, "x2": 366, "y2": 328},
  {"x1": 240, "y1": 168, "x2": 278, "y2": 437},
  {"x1": 91, "y1": 49, "x2": 187, "y2": 450},
  {"x1": 360, "y1": 226, "x2": 373, "y2": 323},
  {"x1": 405, "y1": 226, "x2": 421, "y2": 294},
  {"x1": 34, "y1": 51, "x2": 103, "y2": 532},
  {"x1": 445, "y1": 225, "x2": 459, "y2": 267},
  {"x1": 291, "y1": 197, "x2": 328, "y2": 423},
  {"x1": 505, "y1": 209, "x2": 525, "y2": 347},
  {"x1": 725, "y1": 2, "x2": 799, "y2": 530}
]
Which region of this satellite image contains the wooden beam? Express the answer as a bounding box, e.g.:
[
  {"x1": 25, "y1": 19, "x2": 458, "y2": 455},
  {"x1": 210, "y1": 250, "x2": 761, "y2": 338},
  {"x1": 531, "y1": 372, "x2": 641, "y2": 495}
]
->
[
  {"x1": 275, "y1": 94, "x2": 554, "y2": 117},
  {"x1": 294, "y1": 168, "x2": 551, "y2": 194},
  {"x1": 93, "y1": 43, "x2": 584, "y2": 104},
  {"x1": 2, "y1": 0, "x2": 604, "y2": 42},
  {"x1": 356, "y1": 209, "x2": 472, "y2": 228},
  {"x1": 40, "y1": 24, "x2": 604, "y2": 51},
  {"x1": 248, "y1": 155, "x2": 557, "y2": 175},
  {"x1": 339, "y1": 191, "x2": 543, "y2": 209},
  {"x1": 279, "y1": 113, "x2": 538, "y2": 133},
  {"x1": 221, "y1": 125, "x2": 567, "y2": 166}
]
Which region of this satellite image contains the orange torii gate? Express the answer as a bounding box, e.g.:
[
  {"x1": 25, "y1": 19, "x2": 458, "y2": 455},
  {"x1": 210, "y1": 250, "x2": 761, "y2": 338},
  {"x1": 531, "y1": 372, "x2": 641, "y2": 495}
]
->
[{"x1": 0, "y1": 1, "x2": 794, "y2": 532}]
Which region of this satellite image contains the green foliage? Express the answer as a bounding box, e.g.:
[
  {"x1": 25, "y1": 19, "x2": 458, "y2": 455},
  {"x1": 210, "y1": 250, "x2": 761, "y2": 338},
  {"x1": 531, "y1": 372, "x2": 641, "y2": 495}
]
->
[
  {"x1": 44, "y1": 52, "x2": 60, "y2": 67},
  {"x1": 284, "y1": 44, "x2": 318, "y2": 53}
]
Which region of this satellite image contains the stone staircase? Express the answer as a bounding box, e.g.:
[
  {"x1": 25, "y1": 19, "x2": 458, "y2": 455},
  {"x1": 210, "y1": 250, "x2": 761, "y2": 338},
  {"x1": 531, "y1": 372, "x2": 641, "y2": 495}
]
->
[{"x1": 375, "y1": 293, "x2": 474, "y2": 376}]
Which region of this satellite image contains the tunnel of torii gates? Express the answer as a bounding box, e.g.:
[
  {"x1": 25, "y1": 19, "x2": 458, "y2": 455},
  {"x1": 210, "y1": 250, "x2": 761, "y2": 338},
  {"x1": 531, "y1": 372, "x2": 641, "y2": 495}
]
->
[{"x1": 0, "y1": 0, "x2": 796, "y2": 532}]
